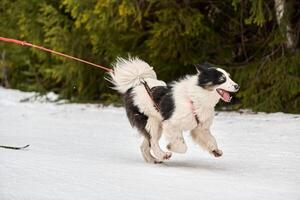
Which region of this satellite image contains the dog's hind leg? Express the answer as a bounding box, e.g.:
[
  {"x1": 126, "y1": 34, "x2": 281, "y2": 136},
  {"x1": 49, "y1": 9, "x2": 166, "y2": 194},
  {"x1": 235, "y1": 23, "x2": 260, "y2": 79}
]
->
[
  {"x1": 140, "y1": 137, "x2": 162, "y2": 164},
  {"x1": 146, "y1": 117, "x2": 172, "y2": 161},
  {"x1": 191, "y1": 126, "x2": 223, "y2": 157}
]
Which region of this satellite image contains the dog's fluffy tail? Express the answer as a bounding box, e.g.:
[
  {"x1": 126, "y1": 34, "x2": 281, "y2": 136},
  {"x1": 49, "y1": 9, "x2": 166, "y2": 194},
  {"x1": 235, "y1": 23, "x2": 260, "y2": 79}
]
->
[{"x1": 107, "y1": 57, "x2": 158, "y2": 93}]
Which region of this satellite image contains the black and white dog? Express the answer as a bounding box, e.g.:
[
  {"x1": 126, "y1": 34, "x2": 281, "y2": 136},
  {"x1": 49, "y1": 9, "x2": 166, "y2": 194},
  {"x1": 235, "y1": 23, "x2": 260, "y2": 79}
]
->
[{"x1": 108, "y1": 57, "x2": 239, "y2": 163}]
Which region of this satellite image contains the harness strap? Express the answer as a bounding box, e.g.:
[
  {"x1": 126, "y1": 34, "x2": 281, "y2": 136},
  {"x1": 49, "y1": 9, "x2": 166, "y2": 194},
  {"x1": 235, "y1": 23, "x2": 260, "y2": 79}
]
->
[
  {"x1": 141, "y1": 81, "x2": 160, "y2": 113},
  {"x1": 189, "y1": 100, "x2": 200, "y2": 125}
]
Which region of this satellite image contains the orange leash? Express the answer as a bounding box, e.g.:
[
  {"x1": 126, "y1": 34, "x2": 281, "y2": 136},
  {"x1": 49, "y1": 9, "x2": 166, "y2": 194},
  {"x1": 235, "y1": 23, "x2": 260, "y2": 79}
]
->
[
  {"x1": 0, "y1": 37, "x2": 113, "y2": 72},
  {"x1": 0, "y1": 36, "x2": 164, "y2": 114}
]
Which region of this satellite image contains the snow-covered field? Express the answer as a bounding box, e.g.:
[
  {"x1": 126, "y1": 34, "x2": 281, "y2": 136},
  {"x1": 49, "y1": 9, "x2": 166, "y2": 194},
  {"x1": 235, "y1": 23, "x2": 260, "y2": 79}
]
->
[{"x1": 0, "y1": 87, "x2": 300, "y2": 200}]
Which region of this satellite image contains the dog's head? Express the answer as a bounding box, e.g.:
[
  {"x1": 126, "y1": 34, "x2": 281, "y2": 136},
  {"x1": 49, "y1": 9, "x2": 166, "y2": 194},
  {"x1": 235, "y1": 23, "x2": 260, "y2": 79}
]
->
[{"x1": 196, "y1": 63, "x2": 239, "y2": 102}]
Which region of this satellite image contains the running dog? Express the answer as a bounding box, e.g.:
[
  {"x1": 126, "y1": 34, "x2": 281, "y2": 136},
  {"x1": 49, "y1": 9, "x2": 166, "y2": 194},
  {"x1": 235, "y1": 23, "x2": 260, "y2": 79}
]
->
[{"x1": 108, "y1": 57, "x2": 239, "y2": 163}]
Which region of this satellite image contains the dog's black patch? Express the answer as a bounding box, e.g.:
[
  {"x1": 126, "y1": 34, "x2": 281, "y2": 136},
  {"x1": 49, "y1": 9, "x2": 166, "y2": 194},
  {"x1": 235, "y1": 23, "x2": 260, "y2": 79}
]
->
[
  {"x1": 196, "y1": 63, "x2": 226, "y2": 87},
  {"x1": 124, "y1": 88, "x2": 150, "y2": 139},
  {"x1": 151, "y1": 86, "x2": 175, "y2": 120}
]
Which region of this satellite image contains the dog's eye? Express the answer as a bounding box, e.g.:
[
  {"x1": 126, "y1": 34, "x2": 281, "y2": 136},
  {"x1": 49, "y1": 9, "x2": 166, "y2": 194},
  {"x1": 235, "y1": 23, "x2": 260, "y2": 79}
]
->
[{"x1": 219, "y1": 76, "x2": 225, "y2": 82}]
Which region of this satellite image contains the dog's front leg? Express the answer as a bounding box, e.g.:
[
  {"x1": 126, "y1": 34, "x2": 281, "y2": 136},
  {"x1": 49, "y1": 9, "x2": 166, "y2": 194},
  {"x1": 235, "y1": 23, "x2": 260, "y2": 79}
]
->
[
  {"x1": 191, "y1": 126, "x2": 223, "y2": 157},
  {"x1": 163, "y1": 122, "x2": 187, "y2": 154}
]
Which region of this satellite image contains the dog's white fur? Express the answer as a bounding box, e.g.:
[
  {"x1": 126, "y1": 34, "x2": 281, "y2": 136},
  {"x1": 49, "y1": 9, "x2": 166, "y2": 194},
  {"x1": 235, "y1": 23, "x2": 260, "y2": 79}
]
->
[{"x1": 109, "y1": 57, "x2": 238, "y2": 162}]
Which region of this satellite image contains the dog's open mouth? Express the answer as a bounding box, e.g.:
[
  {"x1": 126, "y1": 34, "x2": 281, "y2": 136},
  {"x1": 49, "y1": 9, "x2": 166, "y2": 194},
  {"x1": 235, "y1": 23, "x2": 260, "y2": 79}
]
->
[{"x1": 216, "y1": 89, "x2": 232, "y2": 102}]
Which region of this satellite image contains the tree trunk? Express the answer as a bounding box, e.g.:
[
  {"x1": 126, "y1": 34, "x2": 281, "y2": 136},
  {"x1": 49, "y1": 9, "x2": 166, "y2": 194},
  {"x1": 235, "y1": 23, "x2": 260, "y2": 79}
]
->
[{"x1": 274, "y1": 0, "x2": 299, "y2": 50}]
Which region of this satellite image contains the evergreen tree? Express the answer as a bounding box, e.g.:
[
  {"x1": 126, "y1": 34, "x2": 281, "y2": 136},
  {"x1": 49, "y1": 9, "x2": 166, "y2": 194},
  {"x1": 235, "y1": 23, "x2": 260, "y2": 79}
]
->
[{"x1": 0, "y1": 0, "x2": 299, "y2": 112}]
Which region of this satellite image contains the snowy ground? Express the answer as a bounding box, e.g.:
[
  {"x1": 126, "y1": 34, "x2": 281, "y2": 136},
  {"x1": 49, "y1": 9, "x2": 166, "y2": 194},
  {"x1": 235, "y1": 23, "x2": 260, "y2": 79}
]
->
[{"x1": 0, "y1": 87, "x2": 300, "y2": 200}]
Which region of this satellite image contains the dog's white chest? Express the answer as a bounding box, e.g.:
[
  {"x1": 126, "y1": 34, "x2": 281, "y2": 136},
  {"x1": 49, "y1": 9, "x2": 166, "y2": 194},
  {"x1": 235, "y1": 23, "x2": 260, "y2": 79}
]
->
[
  {"x1": 179, "y1": 113, "x2": 199, "y2": 131},
  {"x1": 195, "y1": 107, "x2": 214, "y2": 126},
  {"x1": 170, "y1": 105, "x2": 214, "y2": 131}
]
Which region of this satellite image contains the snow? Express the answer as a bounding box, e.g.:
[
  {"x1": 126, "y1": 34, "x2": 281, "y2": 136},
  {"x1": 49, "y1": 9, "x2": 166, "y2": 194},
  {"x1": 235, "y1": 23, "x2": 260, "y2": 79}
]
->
[{"x1": 0, "y1": 87, "x2": 300, "y2": 200}]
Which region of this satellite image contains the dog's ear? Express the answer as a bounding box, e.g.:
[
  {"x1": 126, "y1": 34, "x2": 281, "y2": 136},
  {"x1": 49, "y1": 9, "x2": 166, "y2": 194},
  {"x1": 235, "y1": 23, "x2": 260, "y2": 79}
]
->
[
  {"x1": 195, "y1": 64, "x2": 207, "y2": 73},
  {"x1": 195, "y1": 62, "x2": 216, "y2": 73}
]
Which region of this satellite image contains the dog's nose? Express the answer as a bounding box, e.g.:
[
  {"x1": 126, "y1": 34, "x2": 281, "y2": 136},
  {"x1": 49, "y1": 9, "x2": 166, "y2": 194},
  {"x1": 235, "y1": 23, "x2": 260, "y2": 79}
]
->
[{"x1": 234, "y1": 84, "x2": 240, "y2": 91}]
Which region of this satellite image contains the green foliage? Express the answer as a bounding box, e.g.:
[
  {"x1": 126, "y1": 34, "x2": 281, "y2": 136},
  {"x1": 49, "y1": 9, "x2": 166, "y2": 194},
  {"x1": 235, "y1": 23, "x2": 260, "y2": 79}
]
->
[
  {"x1": 245, "y1": 0, "x2": 273, "y2": 26},
  {"x1": 0, "y1": 0, "x2": 299, "y2": 113},
  {"x1": 232, "y1": 52, "x2": 300, "y2": 113}
]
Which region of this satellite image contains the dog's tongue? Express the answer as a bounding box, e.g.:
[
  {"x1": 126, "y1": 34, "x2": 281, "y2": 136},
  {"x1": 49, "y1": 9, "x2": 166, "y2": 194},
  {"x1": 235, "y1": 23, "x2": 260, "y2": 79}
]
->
[{"x1": 222, "y1": 91, "x2": 231, "y2": 102}]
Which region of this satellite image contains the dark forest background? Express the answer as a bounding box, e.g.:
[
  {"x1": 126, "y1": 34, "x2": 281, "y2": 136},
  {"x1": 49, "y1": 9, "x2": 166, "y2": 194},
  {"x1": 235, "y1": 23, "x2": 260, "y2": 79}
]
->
[{"x1": 0, "y1": 0, "x2": 299, "y2": 113}]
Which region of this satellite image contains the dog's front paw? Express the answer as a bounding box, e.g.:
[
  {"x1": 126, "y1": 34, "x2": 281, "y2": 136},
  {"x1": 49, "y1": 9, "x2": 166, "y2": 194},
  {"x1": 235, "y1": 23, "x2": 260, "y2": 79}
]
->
[{"x1": 211, "y1": 149, "x2": 223, "y2": 157}]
